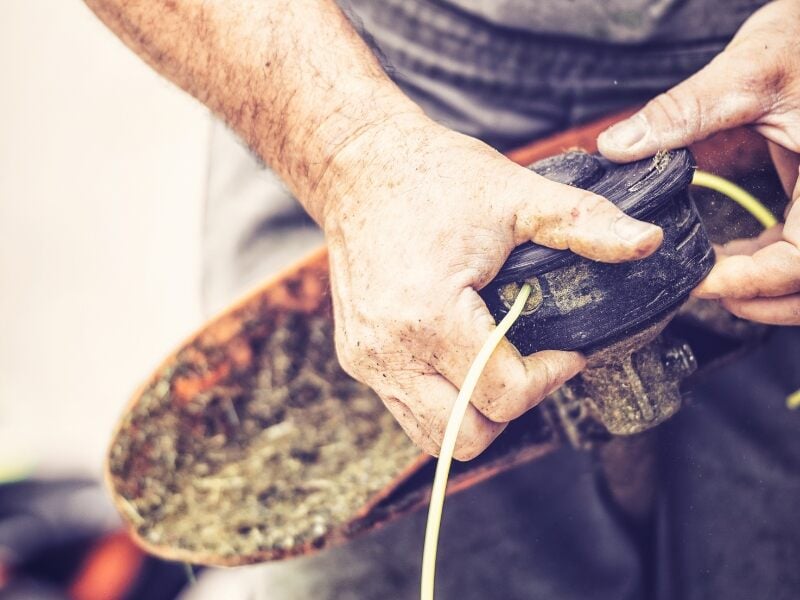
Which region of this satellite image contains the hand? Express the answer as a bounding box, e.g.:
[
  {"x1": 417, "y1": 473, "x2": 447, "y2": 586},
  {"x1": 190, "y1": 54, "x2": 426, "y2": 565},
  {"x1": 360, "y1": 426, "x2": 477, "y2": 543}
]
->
[
  {"x1": 597, "y1": 0, "x2": 800, "y2": 325},
  {"x1": 693, "y1": 175, "x2": 800, "y2": 324},
  {"x1": 319, "y1": 114, "x2": 663, "y2": 459}
]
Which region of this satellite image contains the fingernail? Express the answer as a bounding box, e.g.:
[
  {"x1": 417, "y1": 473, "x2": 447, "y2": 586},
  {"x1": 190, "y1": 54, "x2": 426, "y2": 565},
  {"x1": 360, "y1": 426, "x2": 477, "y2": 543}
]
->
[
  {"x1": 613, "y1": 215, "x2": 660, "y2": 244},
  {"x1": 600, "y1": 114, "x2": 648, "y2": 150}
]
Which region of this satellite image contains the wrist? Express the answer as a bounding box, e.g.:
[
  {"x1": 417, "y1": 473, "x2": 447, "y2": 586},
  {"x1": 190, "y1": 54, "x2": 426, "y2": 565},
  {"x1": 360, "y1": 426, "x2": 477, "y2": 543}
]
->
[{"x1": 308, "y1": 97, "x2": 438, "y2": 230}]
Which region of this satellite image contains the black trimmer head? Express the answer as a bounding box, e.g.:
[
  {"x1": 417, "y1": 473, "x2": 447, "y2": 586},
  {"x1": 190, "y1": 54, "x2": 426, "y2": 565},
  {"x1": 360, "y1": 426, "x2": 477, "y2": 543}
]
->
[
  {"x1": 483, "y1": 149, "x2": 714, "y2": 355},
  {"x1": 483, "y1": 150, "x2": 714, "y2": 436}
]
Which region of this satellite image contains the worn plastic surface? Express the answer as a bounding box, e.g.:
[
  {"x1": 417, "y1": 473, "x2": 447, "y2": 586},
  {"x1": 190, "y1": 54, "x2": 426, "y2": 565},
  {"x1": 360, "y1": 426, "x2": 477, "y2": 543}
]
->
[{"x1": 482, "y1": 150, "x2": 715, "y2": 354}]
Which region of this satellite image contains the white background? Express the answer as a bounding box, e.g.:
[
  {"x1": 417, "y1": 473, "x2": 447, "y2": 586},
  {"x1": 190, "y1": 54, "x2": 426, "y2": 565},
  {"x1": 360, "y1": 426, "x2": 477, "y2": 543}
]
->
[{"x1": 0, "y1": 1, "x2": 210, "y2": 476}]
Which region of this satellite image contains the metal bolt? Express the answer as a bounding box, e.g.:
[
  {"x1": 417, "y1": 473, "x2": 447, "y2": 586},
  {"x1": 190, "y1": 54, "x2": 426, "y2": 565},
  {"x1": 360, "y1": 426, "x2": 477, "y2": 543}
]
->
[
  {"x1": 498, "y1": 278, "x2": 543, "y2": 315},
  {"x1": 662, "y1": 341, "x2": 697, "y2": 379}
]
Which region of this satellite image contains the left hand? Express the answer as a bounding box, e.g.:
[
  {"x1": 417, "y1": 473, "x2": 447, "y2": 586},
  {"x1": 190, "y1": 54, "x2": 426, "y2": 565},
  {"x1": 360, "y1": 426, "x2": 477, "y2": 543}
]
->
[{"x1": 597, "y1": 0, "x2": 800, "y2": 325}]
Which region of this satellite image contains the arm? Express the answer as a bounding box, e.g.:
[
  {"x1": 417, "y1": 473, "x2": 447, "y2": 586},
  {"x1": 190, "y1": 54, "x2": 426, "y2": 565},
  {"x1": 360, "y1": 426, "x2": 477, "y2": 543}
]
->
[
  {"x1": 84, "y1": 0, "x2": 418, "y2": 220},
  {"x1": 598, "y1": 0, "x2": 800, "y2": 325},
  {"x1": 87, "y1": 0, "x2": 662, "y2": 459}
]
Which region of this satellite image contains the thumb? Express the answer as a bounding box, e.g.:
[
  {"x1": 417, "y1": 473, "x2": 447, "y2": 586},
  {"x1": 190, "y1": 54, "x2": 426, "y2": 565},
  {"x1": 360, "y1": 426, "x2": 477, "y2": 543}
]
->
[
  {"x1": 597, "y1": 52, "x2": 764, "y2": 162},
  {"x1": 510, "y1": 170, "x2": 663, "y2": 263}
]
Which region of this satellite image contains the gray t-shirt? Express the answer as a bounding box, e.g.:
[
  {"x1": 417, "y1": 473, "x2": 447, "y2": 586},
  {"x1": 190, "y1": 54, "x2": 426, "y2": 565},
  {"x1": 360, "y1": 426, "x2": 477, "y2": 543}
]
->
[
  {"x1": 441, "y1": 0, "x2": 765, "y2": 43},
  {"x1": 342, "y1": 0, "x2": 769, "y2": 149}
]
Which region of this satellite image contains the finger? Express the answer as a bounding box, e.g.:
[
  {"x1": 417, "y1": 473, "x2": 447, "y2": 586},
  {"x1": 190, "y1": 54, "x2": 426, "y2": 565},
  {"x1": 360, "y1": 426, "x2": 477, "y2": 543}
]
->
[
  {"x1": 689, "y1": 244, "x2": 724, "y2": 298},
  {"x1": 696, "y1": 177, "x2": 800, "y2": 298},
  {"x1": 693, "y1": 241, "x2": 800, "y2": 299},
  {"x1": 597, "y1": 51, "x2": 764, "y2": 162},
  {"x1": 383, "y1": 372, "x2": 507, "y2": 461},
  {"x1": 720, "y1": 224, "x2": 784, "y2": 256},
  {"x1": 722, "y1": 294, "x2": 800, "y2": 326},
  {"x1": 430, "y1": 289, "x2": 584, "y2": 424},
  {"x1": 510, "y1": 171, "x2": 664, "y2": 263},
  {"x1": 690, "y1": 232, "x2": 781, "y2": 298},
  {"x1": 767, "y1": 142, "x2": 800, "y2": 201}
]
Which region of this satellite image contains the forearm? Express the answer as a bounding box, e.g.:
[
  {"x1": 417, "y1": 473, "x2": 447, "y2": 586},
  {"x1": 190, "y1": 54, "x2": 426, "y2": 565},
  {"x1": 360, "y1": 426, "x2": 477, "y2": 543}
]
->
[{"x1": 84, "y1": 0, "x2": 426, "y2": 222}]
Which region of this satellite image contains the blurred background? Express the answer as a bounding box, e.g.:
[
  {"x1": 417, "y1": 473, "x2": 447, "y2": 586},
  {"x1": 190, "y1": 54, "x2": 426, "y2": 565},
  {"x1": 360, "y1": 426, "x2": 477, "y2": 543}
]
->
[{"x1": 1, "y1": 0, "x2": 211, "y2": 477}]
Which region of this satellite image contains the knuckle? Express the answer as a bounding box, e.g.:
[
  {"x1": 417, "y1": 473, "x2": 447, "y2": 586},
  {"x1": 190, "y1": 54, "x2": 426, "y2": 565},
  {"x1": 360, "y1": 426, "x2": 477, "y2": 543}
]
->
[
  {"x1": 568, "y1": 192, "x2": 616, "y2": 226},
  {"x1": 525, "y1": 187, "x2": 610, "y2": 249},
  {"x1": 575, "y1": 190, "x2": 608, "y2": 211},
  {"x1": 556, "y1": 188, "x2": 597, "y2": 216},
  {"x1": 648, "y1": 88, "x2": 702, "y2": 134}
]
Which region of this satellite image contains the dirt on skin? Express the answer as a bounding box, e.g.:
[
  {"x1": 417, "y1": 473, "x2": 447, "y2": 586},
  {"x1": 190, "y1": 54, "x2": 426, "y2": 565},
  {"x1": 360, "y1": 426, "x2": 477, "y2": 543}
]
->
[{"x1": 108, "y1": 312, "x2": 421, "y2": 561}]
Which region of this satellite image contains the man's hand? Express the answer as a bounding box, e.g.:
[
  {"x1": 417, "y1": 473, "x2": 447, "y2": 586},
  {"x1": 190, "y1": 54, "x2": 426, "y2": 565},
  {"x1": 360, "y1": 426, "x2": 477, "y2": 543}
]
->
[
  {"x1": 320, "y1": 115, "x2": 662, "y2": 459},
  {"x1": 693, "y1": 175, "x2": 800, "y2": 324},
  {"x1": 85, "y1": 0, "x2": 662, "y2": 459},
  {"x1": 597, "y1": 0, "x2": 800, "y2": 325}
]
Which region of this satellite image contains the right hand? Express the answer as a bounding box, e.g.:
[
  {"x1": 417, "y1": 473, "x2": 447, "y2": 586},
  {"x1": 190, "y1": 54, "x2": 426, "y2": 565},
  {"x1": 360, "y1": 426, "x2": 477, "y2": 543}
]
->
[{"x1": 317, "y1": 115, "x2": 663, "y2": 460}]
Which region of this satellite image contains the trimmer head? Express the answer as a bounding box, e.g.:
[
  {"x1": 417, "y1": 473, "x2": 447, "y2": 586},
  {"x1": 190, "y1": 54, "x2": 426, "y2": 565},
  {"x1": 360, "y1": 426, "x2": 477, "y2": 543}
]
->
[
  {"x1": 483, "y1": 149, "x2": 714, "y2": 354},
  {"x1": 483, "y1": 149, "x2": 715, "y2": 436}
]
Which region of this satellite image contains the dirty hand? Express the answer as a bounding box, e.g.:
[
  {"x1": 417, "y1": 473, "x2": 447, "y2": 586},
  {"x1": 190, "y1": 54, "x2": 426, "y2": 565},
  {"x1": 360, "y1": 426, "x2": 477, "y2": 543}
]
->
[
  {"x1": 597, "y1": 0, "x2": 800, "y2": 325},
  {"x1": 319, "y1": 114, "x2": 663, "y2": 459},
  {"x1": 694, "y1": 177, "x2": 800, "y2": 325}
]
